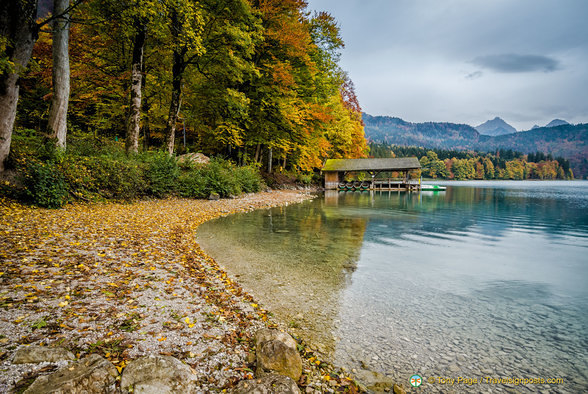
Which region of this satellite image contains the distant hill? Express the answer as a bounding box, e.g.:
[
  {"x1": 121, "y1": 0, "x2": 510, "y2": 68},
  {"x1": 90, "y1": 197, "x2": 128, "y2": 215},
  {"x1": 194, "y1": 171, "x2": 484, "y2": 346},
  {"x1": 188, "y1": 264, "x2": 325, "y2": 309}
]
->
[
  {"x1": 363, "y1": 113, "x2": 588, "y2": 177},
  {"x1": 362, "y1": 113, "x2": 482, "y2": 150},
  {"x1": 479, "y1": 124, "x2": 588, "y2": 177},
  {"x1": 475, "y1": 117, "x2": 517, "y2": 136},
  {"x1": 531, "y1": 119, "x2": 570, "y2": 130},
  {"x1": 545, "y1": 119, "x2": 570, "y2": 128}
]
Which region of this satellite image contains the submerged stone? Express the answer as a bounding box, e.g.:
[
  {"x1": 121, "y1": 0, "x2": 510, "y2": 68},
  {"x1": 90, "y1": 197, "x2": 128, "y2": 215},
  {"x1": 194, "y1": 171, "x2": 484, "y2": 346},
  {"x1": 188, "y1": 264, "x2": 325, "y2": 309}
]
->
[{"x1": 354, "y1": 369, "x2": 394, "y2": 393}]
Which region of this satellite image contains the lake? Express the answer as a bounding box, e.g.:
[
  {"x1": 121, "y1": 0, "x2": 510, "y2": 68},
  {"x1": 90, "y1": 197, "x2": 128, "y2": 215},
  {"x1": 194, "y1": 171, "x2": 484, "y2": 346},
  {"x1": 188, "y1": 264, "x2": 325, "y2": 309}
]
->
[{"x1": 196, "y1": 181, "x2": 588, "y2": 392}]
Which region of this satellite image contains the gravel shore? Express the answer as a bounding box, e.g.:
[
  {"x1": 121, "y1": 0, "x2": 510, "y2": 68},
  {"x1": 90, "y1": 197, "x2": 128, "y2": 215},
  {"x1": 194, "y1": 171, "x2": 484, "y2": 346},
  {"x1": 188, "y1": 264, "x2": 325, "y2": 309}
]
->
[{"x1": 0, "y1": 191, "x2": 361, "y2": 392}]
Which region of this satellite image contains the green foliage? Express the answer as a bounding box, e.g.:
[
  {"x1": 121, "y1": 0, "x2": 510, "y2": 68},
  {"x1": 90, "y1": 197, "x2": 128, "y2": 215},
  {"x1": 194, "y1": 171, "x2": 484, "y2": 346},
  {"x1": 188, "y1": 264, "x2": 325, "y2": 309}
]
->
[
  {"x1": 144, "y1": 152, "x2": 179, "y2": 197},
  {"x1": 86, "y1": 156, "x2": 145, "y2": 199},
  {"x1": 199, "y1": 159, "x2": 240, "y2": 197},
  {"x1": 177, "y1": 159, "x2": 261, "y2": 198},
  {"x1": 177, "y1": 170, "x2": 207, "y2": 198},
  {"x1": 31, "y1": 318, "x2": 48, "y2": 330},
  {"x1": 4, "y1": 134, "x2": 263, "y2": 206},
  {"x1": 21, "y1": 161, "x2": 69, "y2": 208},
  {"x1": 233, "y1": 165, "x2": 262, "y2": 193}
]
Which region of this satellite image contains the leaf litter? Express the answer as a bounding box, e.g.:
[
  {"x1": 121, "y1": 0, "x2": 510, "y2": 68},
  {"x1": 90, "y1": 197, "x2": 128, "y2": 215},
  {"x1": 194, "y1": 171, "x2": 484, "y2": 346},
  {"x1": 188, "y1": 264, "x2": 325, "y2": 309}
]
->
[{"x1": 0, "y1": 191, "x2": 362, "y2": 392}]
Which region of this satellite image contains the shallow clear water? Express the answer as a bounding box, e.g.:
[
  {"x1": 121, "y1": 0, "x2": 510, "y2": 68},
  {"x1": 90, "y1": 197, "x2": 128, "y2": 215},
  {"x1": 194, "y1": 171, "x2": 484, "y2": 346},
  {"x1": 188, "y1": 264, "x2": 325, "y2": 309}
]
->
[{"x1": 197, "y1": 181, "x2": 588, "y2": 392}]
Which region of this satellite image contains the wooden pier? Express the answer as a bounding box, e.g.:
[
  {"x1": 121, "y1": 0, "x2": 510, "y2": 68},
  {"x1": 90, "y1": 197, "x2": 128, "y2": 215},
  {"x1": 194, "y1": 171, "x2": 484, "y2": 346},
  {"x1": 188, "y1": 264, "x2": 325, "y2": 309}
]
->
[{"x1": 323, "y1": 158, "x2": 422, "y2": 191}]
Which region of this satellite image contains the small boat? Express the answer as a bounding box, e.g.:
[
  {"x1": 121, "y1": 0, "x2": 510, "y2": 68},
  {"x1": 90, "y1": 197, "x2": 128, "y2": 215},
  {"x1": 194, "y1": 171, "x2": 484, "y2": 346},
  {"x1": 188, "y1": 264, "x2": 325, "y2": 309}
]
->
[{"x1": 421, "y1": 185, "x2": 446, "y2": 191}]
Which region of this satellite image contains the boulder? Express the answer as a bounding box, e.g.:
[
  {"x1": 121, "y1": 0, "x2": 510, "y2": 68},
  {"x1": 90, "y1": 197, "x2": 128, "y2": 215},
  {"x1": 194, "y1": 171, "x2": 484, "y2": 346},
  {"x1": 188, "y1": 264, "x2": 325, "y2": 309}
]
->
[
  {"x1": 121, "y1": 354, "x2": 198, "y2": 394},
  {"x1": 24, "y1": 354, "x2": 117, "y2": 394},
  {"x1": 177, "y1": 153, "x2": 210, "y2": 165},
  {"x1": 233, "y1": 374, "x2": 300, "y2": 394},
  {"x1": 13, "y1": 346, "x2": 75, "y2": 364},
  {"x1": 208, "y1": 192, "x2": 220, "y2": 200},
  {"x1": 255, "y1": 329, "x2": 302, "y2": 381}
]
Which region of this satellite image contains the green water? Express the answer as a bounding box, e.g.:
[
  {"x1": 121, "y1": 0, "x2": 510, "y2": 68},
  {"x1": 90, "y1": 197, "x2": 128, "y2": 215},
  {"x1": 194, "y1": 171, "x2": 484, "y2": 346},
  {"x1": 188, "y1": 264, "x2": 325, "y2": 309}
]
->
[{"x1": 197, "y1": 181, "x2": 588, "y2": 393}]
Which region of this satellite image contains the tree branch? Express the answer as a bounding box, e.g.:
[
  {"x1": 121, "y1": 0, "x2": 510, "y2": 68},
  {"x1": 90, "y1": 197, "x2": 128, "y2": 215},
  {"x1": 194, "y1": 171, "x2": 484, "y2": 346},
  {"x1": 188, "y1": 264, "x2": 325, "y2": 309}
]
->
[{"x1": 37, "y1": 0, "x2": 86, "y2": 29}]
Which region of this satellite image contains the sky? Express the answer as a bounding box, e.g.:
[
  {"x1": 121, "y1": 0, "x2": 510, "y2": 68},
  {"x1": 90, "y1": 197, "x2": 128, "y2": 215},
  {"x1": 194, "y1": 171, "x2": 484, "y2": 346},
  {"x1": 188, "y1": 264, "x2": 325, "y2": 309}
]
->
[{"x1": 305, "y1": 0, "x2": 588, "y2": 131}]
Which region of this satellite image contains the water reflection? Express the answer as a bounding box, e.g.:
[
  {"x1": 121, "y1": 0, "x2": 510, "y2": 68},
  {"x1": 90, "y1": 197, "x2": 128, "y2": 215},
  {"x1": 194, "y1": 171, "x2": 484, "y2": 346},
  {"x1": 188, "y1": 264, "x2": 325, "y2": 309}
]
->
[
  {"x1": 196, "y1": 198, "x2": 368, "y2": 353},
  {"x1": 197, "y1": 181, "x2": 588, "y2": 392}
]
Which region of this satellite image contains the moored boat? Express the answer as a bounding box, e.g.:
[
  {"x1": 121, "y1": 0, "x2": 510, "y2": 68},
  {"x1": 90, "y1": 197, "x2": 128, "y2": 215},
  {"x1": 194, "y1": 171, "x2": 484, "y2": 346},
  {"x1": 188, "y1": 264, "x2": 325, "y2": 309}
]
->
[{"x1": 421, "y1": 184, "x2": 446, "y2": 191}]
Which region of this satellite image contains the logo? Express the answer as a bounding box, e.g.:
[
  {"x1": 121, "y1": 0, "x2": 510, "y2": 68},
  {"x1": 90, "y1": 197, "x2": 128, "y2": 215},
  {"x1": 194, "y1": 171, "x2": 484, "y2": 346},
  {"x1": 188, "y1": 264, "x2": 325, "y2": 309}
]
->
[{"x1": 410, "y1": 374, "x2": 422, "y2": 387}]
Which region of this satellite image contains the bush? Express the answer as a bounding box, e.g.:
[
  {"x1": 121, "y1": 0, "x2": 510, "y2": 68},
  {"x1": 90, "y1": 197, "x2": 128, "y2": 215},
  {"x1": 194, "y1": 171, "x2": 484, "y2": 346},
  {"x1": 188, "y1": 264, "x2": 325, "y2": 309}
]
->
[
  {"x1": 201, "y1": 159, "x2": 240, "y2": 197},
  {"x1": 7, "y1": 132, "x2": 264, "y2": 206},
  {"x1": 234, "y1": 165, "x2": 262, "y2": 193},
  {"x1": 144, "y1": 153, "x2": 179, "y2": 197},
  {"x1": 87, "y1": 157, "x2": 145, "y2": 199},
  {"x1": 177, "y1": 171, "x2": 207, "y2": 198},
  {"x1": 21, "y1": 161, "x2": 68, "y2": 208}
]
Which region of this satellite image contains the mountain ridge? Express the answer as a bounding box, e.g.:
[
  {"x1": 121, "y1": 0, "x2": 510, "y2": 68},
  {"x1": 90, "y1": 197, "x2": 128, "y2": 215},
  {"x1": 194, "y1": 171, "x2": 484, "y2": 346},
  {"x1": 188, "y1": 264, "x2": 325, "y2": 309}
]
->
[{"x1": 362, "y1": 113, "x2": 588, "y2": 177}]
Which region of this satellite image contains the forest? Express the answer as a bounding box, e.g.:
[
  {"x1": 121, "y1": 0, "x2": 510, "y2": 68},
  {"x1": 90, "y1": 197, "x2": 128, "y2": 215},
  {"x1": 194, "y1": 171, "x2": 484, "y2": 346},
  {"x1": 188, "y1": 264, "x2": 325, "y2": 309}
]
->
[
  {"x1": 369, "y1": 143, "x2": 574, "y2": 180},
  {"x1": 0, "y1": 0, "x2": 367, "y2": 206}
]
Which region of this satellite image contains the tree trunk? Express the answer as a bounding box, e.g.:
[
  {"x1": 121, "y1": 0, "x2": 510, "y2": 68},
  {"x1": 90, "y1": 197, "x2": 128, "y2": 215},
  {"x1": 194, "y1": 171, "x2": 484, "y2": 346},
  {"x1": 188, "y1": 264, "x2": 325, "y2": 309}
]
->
[
  {"x1": 47, "y1": 0, "x2": 70, "y2": 150},
  {"x1": 267, "y1": 147, "x2": 272, "y2": 173},
  {"x1": 0, "y1": 0, "x2": 38, "y2": 172},
  {"x1": 164, "y1": 50, "x2": 182, "y2": 154},
  {"x1": 125, "y1": 21, "x2": 146, "y2": 155},
  {"x1": 164, "y1": 7, "x2": 184, "y2": 155},
  {"x1": 254, "y1": 143, "x2": 261, "y2": 163},
  {"x1": 140, "y1": 59, "x2": 150, "y2": 150}
]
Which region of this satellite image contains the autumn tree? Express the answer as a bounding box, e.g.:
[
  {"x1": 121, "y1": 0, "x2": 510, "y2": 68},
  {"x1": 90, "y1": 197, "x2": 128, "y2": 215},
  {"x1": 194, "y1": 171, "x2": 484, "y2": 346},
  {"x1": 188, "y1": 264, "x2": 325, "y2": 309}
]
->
[
  {"x1": 120, "y1": 0, "x2": 166, "y2": 154},
  {"x1": 163, "y1": 0, "x2": 204, "y2": 154},
  {"x1": 0, "y1": 0, "x2": 38, "y2": 172},
  {"x1": 183, "y1": 0, "x2": 261, "y2": 157}
]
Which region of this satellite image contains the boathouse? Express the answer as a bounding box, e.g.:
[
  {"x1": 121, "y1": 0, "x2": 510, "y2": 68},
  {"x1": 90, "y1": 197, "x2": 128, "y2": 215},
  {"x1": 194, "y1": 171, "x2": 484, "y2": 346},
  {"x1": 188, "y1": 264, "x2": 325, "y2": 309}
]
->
[{"x1": 323, "y1": 157, "x2": 421, "y2": 191}]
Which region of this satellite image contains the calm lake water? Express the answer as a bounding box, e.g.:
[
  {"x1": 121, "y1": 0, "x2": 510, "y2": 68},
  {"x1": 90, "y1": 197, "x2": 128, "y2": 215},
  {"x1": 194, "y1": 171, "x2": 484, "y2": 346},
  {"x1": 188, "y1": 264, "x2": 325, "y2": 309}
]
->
[{"x1": 197, "y1": 181, "x2": 588, "y2": 392}]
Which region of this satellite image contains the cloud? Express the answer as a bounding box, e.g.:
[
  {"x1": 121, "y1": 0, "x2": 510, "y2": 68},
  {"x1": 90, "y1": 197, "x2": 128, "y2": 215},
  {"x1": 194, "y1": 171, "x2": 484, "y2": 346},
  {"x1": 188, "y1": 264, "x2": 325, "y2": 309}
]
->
[
  {"x1": 471, "y1": 54, "x2": 560, "y2": 73},
  {"x1": 465, "y1": 71, "x2": 483, "y2": 80}
]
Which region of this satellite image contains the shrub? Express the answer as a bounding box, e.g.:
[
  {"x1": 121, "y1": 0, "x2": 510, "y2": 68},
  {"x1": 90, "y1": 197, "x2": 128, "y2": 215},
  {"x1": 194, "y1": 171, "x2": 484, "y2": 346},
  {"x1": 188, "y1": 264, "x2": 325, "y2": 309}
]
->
[
  {"x1": 234, "y1": 165, "x2": 262, "y2": 193},
  {"x1": 87, "y1": 157, "x2": 145, "y2": 199},
  {"x1": 177, "y1": 171, "x2": 207, "y2": 198},
  {"x1": 21, "y1": 161, "x2": 68, "y2": 208},
  {"x1": 201, "y1": 159, "x2": 241, "y2": 197},
  {"x1": 144, "y1": 153, "x2": 179, "y2": 197}
]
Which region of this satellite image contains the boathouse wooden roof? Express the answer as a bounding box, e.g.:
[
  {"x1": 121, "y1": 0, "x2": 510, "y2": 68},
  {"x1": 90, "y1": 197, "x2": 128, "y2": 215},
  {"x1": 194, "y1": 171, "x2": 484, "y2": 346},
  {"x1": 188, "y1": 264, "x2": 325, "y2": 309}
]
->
[{"x1": 323, "y1": 157, "x2": 421, "y2": 172}]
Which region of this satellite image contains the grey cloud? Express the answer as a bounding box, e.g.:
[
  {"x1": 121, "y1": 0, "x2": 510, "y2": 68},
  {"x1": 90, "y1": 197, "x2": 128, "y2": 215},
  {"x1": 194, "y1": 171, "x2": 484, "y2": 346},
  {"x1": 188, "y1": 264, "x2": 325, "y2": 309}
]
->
[{"x1": 471, "y1": 54, "x2": 560, "y2": 73}]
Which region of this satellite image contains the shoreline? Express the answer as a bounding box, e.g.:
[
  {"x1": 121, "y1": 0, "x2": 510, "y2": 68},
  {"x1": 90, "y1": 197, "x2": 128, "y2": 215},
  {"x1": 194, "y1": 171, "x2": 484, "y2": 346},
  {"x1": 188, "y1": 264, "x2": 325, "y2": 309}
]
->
[{"x1": 0, "y1": 191, "x2": 362, "y2": 392}]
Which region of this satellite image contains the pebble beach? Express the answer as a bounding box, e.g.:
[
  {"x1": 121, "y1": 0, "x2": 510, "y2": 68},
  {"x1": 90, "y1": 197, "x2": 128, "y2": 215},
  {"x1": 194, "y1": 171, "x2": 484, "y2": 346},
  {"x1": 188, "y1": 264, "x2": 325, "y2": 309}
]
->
[{"x1": 0, "y1": 191, "x2": 364, "y2": 392}]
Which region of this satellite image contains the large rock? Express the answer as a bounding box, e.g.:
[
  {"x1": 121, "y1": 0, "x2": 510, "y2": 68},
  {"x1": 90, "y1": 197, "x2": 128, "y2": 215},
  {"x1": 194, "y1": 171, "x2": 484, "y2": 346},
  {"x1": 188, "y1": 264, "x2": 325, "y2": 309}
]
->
[
  {"x1": 233, "y1": 374, "x2": 300, "y2": 394},
  {"x1": 177, "y1": 153, "x2": 210, "y2": 165},
  {"x1": 24, "y1": 354, "x2": 118, "y2": 394},
  {"x1": 13, "y1": 346, "x2": 75, "y2": 364},
  {"x1": 121, "y1": 355, "x2": 198, "y2": 394},
  {"x1": 255, "y1": 329, "x2": 302, "y2": 381}
]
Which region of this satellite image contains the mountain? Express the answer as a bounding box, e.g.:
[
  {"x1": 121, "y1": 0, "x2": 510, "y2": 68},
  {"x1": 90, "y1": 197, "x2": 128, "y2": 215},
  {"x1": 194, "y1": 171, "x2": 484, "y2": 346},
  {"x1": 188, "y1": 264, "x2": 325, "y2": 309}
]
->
[
  {"x1": 545, "y1": 119, "x2": 570, "y2": 128},
  {"x1": 475, "y1": 117, "x2": 517, "y2": 136},
  {"x1": 363, "y1": 113, "x2": 588, "y2": 177},
  {"x1": 532, "y1": 125, "x2": 541, "y2": 130},
  {"x1": 362, "y1": 113, "x2": 482, "y2": 150}
]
